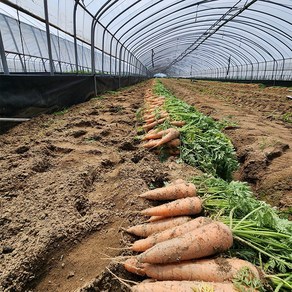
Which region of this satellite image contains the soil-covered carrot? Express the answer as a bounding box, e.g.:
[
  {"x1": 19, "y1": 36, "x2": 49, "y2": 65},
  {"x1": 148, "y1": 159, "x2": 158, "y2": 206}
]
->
[
  {"x1": 143, "y1": 110, "x2": 168, "y2": 120},
  {"x1": 137, "y1": 221, "x2": 233, "y2": 263},
  {"x1": 139, "y1": 182, "x2": 196, "y2": 200},
  {"x1": 125, "y1": 216, "x2": 192, "y2": 237},
  {"x1": 166, "y1": 138, "x2": 181, "y2": 148},
  {"x1": 147, "y1": 216, "x2": 165, "y2": 222},
  {"x1": 142, "y1": 139, "x2": 160, "y2": 149},
  {"x1": 154, "y1": 128, "x2": 180, "y2": 147},
  {"x1": 140, "y1": 197, "x2": 202, "y2": 217},
  {"x1": 170, "y1": 121, "x2": 186, "y2": 127},
  {"x1": 142, "y1": 128, "x2": 172, "y2": 141},
  {"x1": 142, "y1": 117, "x2": 167, "y2": 132},
  {"x1": 132, "y1": 217, "x2": 212, "y2": 252},
  {"x1": 144, "y1": 113, "x2": 169, "y2": 124},
  {"x1": 131, "y1": 258, "x2": 259, "y2": 281},
  {"x1": 131, "y1": 280, "x2": 237, "y2": 292},
  {"x1": 124, "y1": 257, "x2": 148, "y2": 276}
]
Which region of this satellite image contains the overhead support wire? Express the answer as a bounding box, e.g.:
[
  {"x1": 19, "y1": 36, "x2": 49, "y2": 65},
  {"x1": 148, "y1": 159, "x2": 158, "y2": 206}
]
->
[{"x1": 163, "y1": 0, "x2": 259, "y2": 73}]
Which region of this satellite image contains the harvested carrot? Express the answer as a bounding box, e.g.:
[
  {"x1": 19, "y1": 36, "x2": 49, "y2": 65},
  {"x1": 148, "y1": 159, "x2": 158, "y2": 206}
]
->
[
  {"x1": 135, "y1": 258, "x2": 259, "y2": 281},
  {"x1": 140, "y1": 197, "x2": 202, "y2": 217},
  {"x1": 145, "y1": 113, "x2": 169, "y2": 124},
  {"x1": 170, "y1": 121, "x2": 186, "y2": 127},
  {"x1": 145, "y1": 115, "x2": 169, "y2": 125},
  {"x1": 166, "y1": 138, "x2": 181, "y2": 147},
  {"x1": 139, "y1": 182, "x2": 196, "y2": 200},
  {"x1": 147, "y1": 216, "x2": 165, "y2": 222},
  {"x1": 132, "y1": 217, "x2": 212, "y2": 252},
  {"x1": 143, "y1": 110, "x2": 167, "y2": 119},
  {"x1": 124, "y1": 257, "x2": 148, "y2": 276},
  {"x1": 137, "y1": 221, "x2": 233, "y2": 263},
  {"x1": 154, "y1": 128, "x2": 180, "y2": 147},
  {"x1": 142, "y1": 117, "x2": 167, "y2": 132},
  {"x1": 142, "y1": 128, "x2": 172, "y2": 141},
  {"x1": 125, "y1": 216, "x2": 192, "y2": 237},
  {"x1": 142, "y1": 139, "x2": 160, "y2": 149},
  {"x1": 131, "y1": 280, "x2": 237, "y2": 292}
]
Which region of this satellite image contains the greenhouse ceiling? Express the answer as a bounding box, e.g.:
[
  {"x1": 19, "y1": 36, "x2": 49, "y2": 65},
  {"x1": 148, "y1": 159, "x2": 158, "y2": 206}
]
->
[{"x1": 0, "y1": 0, "x2": 291, "y2": 80}]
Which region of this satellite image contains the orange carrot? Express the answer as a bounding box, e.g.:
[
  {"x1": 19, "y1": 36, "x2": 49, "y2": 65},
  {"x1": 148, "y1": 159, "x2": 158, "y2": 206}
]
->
[
  {"x1": 137, "y1": 221, "x2": 233, "y2": 264},
  {"x1": 139, "y1": 182, "x2": 196, "y2": 201},
  {"x1": 143, "y1": 117, "x2": 167, "y2": 132},
  {"x1": 132, "y1": 217, "x2": 212, "y2": 252},
  {"x1": 154, "y1": 128, "x2": 180, "y2": 147},
  {"x1": 143, "y1": 111, "x2": 168, "y2": 120},
  {"x1": 131, "y1": 280, "x2": 238, "y2": 292},
  {"x1": 142, "y1": 128, "x2": 172, "y2": 141},
  {"x1": 124, "y1": 257, "x2": 148, "y2": 276},
  {"x1": 144, "y1": 113, "x2": 169, "y2": 124},
  {"x1": 145, "y1": 115, "x2": 169, "y2": 125},
  {"x1": 147, "y1": 216, "x2": 165, "y2": 222},
  {"x1": 140, "y1": 197, "x2": 202, "y2": 217},
  {"x1": 166, "y1": 138, "x2": 181, "y2": 148},
  {"x1": 142, "y1": 139, "x2": 160, "y2": 148},
  {"x1": 170, "y1": 121, "x2": 186, "y2": 127},
  {"x1": 125, "y1": 216, "x2": 192, "y2": 237},
  {"x1": 133, "y1": 258, "x2": 259, "y2": 281}
]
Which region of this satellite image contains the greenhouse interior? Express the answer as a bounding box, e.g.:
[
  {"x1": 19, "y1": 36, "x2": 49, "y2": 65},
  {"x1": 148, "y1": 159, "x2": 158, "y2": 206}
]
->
[{"x1": 0, "y1": 1, "x2": 291, "y2": 291}]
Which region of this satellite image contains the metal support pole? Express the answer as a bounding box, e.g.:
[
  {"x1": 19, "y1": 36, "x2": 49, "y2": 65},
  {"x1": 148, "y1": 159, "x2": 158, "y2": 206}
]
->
[
  {"x1": 0, "y1": 29, "x2": 9, "y2": 74},
  {"x1": 43, "y1": 0, "x2": 54, "y2": 75}
]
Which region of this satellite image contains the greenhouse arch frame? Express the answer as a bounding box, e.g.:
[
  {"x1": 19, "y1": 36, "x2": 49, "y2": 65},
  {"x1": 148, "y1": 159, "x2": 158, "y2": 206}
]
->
[{"x1": 0, "y1": 0, "x2": 291, "y2": 117}]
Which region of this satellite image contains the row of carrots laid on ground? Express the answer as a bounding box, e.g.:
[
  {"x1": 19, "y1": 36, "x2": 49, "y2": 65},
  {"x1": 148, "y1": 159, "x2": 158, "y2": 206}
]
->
[
  {"x1": 122, "y1": 179, "x2": 261, "y2": 292},
  {"x1": 140, "y1": 88, "x2": 185, "y2": 156}
]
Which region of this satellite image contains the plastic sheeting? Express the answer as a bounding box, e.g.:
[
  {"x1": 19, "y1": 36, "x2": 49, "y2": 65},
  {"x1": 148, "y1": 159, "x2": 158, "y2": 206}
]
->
[{"x1": 0, "y1": 0, "x2": 291, "y2": 79}]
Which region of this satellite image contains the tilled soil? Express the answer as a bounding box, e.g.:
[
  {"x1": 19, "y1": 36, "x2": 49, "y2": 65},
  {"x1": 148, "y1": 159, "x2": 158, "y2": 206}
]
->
[
  {"x1": 0, "y1": 81, "x2": 197, "y2": 292},
  {"x1": 0, "y1": 79, "x2": 291, "y2": 292},
  {"x1": 161, "y1": 79, "x2": 292, "y2": 208}
]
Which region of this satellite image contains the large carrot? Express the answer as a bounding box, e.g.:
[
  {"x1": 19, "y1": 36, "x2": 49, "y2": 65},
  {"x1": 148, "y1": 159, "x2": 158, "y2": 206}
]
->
[
  {"x1": 140, "y1": 197, "x2": 202, "y2": 217},
  {"x1": 170, "y1": 121, "x2": 186, "y2": 127},
  {"x1": 132, "y1": 217, "x2": 212, "y2": 252},
  {"x1": 143, "y1": 110, "x2": 167, "y2": 120},
  {"x1": 147, "y1": 216, "x2": 165, "y2": 222},
  {"x1": 142, "y1": 117, "x2": 167, "y2": 132},
  {"x1": 125, "y1": 216, "x2": 192, "y2": 237},
  {"x1": 130, "y1": 258, "x2": 259, "y2": 281},
  {"x1": 154, "y1": 128, "x2": 180, "y2": 147},
  {"x1": 144, "y1": 113, "x2": 169, "y2": 124},
  {"x1": 131, "y1": 280, "x2": 237, "y2": 292},
  {"x1": 142, "y1": 128, "x2": 172, "y2": 141},
  {"x1": 139, "y1": 182, "x2": 196, "y2": 200},
  {"x1": 124, "y1": 257, "x2": 148, "y2": 276},
  {"x1": 166, "y1": 138, "x2": 181, "y2": 148},
  {"x1": 142, "y1": 139, "x2": 160, "y2": 149},
  {"x1": 137, "y1": 221, "x2": 233, "y2": 263}
]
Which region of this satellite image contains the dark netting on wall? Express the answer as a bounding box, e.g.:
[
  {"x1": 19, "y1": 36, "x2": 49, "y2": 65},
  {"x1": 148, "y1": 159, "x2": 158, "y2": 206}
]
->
[{"x1": 0, "y1": 75, "x2": 145, "y2": 117}]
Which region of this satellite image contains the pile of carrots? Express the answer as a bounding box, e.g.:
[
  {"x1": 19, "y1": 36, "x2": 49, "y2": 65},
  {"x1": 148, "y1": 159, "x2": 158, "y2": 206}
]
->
[
  {"x1": 123, "y1": 180, "x2": 261, "y2": 291},
  {"x1": 141, "y1": 88, "x2": 185, "y2": 156}
]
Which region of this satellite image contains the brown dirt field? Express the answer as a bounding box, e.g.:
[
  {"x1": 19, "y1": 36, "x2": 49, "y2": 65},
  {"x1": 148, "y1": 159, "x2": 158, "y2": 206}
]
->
[
  {"x1": 0, "y1": 81, "x2": 197, "y2": 292},
  {"x1": 0, "y1": 79, "x2": 291, "y2": 291},
  {"x1": 161, "y1": 79, "x2": 292, "y2": 208}
]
